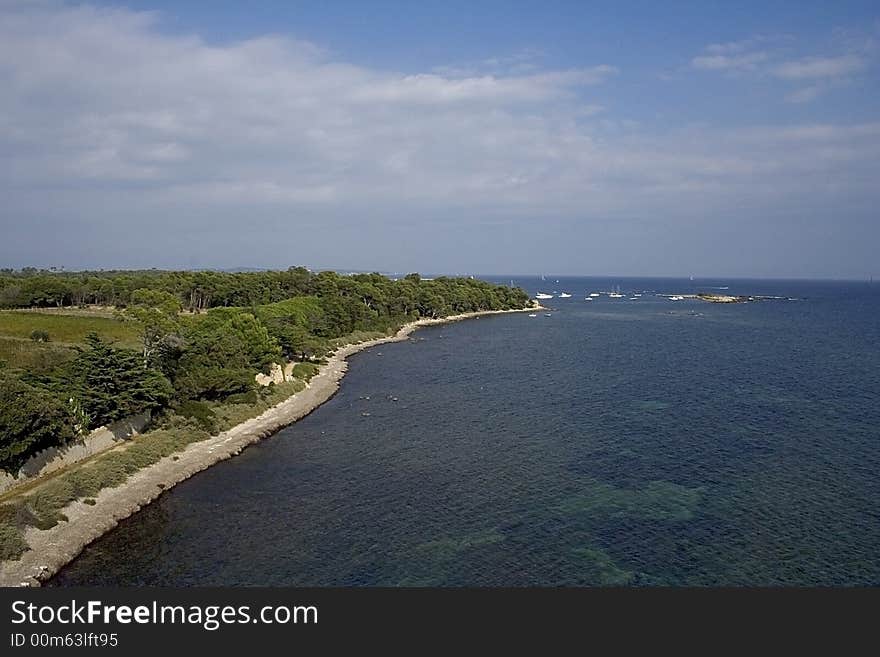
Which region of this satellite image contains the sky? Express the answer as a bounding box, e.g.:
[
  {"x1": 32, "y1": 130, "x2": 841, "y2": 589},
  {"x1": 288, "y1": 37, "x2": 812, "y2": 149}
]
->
[{"x1": 1, "y1": 0, "x2": 878, "y2": 278}]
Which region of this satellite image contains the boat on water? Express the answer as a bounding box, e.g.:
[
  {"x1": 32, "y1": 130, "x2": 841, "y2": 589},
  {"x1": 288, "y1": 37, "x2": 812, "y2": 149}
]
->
[
  {"x1": 544, "y1": 313, "x2": 552, "y2": 317},
  {"x1": 559, "y1": 292, "x2": 572, "y2": 298},
  {"x1": 589, "y1": 292, "x2": 600, "y2": 297},
  {"x1": 584, "y1": 297, "x2": 593, "y2": 301},
  {"x1": 528, "y1": 313, "x2": 537, "y2": 317},
  {"x1": 670, "y1": 295, "x2": 685, "y2": 301},
  {"x1": 609, "y1": 292, "x2": 624, "y2": 298},
  {"x1": 536, "y1": 292, "x2": 554, "y2": 300}
]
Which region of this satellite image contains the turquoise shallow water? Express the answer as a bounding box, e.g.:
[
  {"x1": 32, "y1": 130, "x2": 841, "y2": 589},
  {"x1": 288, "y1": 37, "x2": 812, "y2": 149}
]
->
[{"x1": 51, "y1": 278, "x2": 880, "y2": 585}]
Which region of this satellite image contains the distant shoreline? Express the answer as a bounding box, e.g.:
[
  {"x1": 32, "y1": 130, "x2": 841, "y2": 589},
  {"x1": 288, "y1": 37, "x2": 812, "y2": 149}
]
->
[{"x1": 0, "y1": 305, "x2": 538, "y2": 587}]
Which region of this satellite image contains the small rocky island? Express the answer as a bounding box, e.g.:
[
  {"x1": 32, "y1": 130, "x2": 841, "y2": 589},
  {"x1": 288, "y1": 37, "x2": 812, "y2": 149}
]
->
[
  {"x1": 692, "y1": 293, "x2": 793, "y2": 304},
  {"x1": 662, "y1": 293, "x2": 793, "y2": 304},
  {"x1": 695, "y1": 293, "x2": 747, "y2": 303}
]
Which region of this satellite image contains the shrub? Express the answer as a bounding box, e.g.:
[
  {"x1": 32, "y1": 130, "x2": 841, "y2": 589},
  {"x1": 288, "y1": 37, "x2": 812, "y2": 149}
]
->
[
  {"x1": 329, "y1": 330, "x2": 387, "y2": 348},
  {"x1": 292, "y1": 362, "x2": 319, "y2": 381},
  {"x1": 64, "y1": 468, "x2": 105, "y2": 498},
  {"x1": 27, "y1": 478, "x2": 77, "y2": 529},
  {"x1": 176, "y1": 400, "x2": 216, "y2": 433},
  {"x1": 0, "y1": 522, "x2": 27, "y2": 561},
  {"x1": 0, "y1": 502, "x2": 35, "y2": 528},
  {"x1": 225, "y1": 390, "x2": 258, "y2": 405},
  {"x1": 29, "y1": 329, "x2": 50, "y2": 342}
]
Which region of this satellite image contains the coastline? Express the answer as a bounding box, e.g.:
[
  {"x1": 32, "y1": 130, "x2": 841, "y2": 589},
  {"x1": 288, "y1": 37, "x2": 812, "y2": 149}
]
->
[{"x1": 0, "y1": 306, "x2": 538, "y2": 587}]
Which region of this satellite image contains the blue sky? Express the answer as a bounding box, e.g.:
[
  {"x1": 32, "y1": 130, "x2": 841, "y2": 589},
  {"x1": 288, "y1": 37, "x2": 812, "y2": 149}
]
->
[{"x1": 1, "y1": 1, "x2": 878, "y2": 277}]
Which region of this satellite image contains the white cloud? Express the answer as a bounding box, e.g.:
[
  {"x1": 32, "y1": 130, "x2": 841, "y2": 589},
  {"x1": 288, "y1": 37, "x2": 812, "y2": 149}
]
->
[
  {"x1": 348, "y1": 68, "x2": 616, "y2": 105},
  {"x1": 690, "y1": 32, "x2": 873, "y2": 103},
  {"x1": 691, "y1": 51, "x2": 768, "y2": 71},
  {"x1": 1, "y1": 3, "x2": 879, "y2": 276},
  {"x1": 690, "y1": 35, "x2": 786, "y2": 72},
  {"x1": 706, "y1": 40, "x2": 755, "y2": 55},
  {"x1": 772, "y1": 54, "x2": 866, "y2": 79}
]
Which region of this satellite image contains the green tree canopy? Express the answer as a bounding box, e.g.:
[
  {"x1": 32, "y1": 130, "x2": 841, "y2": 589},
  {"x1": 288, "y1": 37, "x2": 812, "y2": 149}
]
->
[
  {"x1": 0, "y1": 373, "x2": 75, "y2": 473},
  {"x1": 174, "y1": 311, "x2": 281, "y2": 399},
  {"x1": 60, "y1": 333, "x2": 173, "y2": 429}
]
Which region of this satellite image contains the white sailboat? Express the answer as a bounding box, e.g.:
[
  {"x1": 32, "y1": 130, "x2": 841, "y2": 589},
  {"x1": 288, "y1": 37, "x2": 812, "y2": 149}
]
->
[
  {"x1": 536, "y1": 292, "x2": 554, "y2": 300},
  {"x1": 608, "y1": 285, "x2": 623, "y2": 299}
]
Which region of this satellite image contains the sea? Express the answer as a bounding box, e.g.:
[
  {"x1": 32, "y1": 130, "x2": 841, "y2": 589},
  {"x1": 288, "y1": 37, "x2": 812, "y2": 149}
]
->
[{"x1": 50, "y1": 277, "x2": 880, "y2": 586}]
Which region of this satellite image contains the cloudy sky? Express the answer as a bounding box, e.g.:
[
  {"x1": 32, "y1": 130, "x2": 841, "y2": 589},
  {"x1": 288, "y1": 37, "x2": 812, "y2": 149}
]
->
[{"x1": 1, "y1": 0, "x2": 878, "y2": 277}]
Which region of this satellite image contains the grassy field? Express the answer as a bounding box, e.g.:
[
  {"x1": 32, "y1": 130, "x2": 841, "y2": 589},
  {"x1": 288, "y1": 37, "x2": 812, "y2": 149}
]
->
[
  {"x1": 0, "y1": 337, "x2": 76, "y2": 373},
  {"x1": 7, "y1": 307, "x2": 120, "y2": 319},
  {"x1": 0, "y1": 310, "x2": 140, "y2": 348}
]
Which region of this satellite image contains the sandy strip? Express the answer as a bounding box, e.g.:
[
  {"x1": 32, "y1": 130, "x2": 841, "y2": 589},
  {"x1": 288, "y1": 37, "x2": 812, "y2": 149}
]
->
[{"x1": 0, "y1": 306, "x2": 538, "y2": 587}]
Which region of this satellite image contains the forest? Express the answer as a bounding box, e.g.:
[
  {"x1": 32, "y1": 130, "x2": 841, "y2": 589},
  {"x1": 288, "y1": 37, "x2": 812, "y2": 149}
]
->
[{"x1": 0, "y1": 268, "x2": 530, "y2": 473}]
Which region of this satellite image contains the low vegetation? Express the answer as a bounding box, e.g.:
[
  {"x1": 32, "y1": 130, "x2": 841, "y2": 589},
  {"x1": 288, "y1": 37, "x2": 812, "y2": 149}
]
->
[
  {"x1": 0, "y1": 311, "x2": 140, "y2": 347},
  {"x1": 0, "y1": 337, "x2": 76, "y2": 373},
  {"x1": 291, "y1": 362, "x2": 320, "y2": 381}
]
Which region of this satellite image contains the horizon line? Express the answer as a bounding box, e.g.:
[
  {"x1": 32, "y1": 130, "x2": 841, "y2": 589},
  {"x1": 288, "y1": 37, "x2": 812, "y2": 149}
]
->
[{"x1": 1, "y1": 266, "x2": 873, "y2": 283}]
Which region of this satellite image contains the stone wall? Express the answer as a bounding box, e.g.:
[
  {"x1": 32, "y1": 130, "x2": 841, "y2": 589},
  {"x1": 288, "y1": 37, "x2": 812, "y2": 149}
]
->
[{"x1": 0, "y1": 412, "x2": 150, "y2": 495}]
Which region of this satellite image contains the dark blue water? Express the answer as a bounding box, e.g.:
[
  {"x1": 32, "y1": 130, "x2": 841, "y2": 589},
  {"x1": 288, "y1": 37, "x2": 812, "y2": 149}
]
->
[{"x1": 51, "y1": 277, "x2": 880, "y2": 586}]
